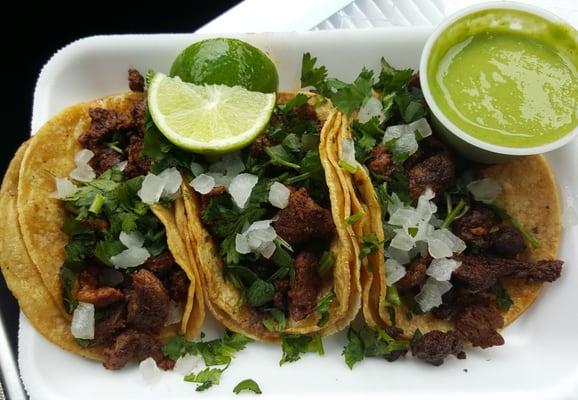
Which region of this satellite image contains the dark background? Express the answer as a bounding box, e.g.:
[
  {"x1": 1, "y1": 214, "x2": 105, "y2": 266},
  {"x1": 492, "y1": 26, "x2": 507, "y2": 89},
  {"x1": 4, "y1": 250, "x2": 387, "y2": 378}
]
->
[{"x1": 0, "y1": 1, "x2": 242, "y2": 352}]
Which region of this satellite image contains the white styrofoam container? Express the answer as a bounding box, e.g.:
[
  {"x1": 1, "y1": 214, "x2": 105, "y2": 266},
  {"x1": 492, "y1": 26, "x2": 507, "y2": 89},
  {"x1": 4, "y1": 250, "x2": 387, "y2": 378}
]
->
[{"x1": 22, "y1": 29, "x2": 578, "y2": 400}]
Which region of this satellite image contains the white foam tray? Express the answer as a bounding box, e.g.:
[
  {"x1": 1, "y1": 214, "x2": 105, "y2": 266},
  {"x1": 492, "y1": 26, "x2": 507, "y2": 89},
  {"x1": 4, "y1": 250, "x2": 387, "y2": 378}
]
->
[{"x1": 22, "y1": 29, "x2": 578, "y2": 400}]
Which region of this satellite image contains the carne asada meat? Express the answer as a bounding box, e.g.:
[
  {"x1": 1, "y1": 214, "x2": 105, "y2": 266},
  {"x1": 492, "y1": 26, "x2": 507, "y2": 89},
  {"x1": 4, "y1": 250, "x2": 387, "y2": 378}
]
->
[
  {"x1": 76, "y1": 269, "x2": 124, "y2": 308},
  {"x1": 128, "y1": 68, "x2": 145, "y2": 92},
  {"x1": 288, "y1": 248, "x2": 321, "y2": 321},
  {"x1": 454, "y1": 301, "x2": 504, "y2": 348},
  {"x1": 452, "y1": 204, "x2": 499, "y2": 244},
  {"x1": 410, "y1": 330, "x2": 464, "y2": 366},
  {"x1": 88, "y1": 146, "x2": 125, "y2": 176},
  {"x1": 124, "y1": 134, "x2": 151, "y2": 178},
  {"x1": 273, "y1": 279, "x2": 290, "y2": 312},
  {"x1": 293, "y1": 103, "x2": 321, "y2": 128},
  {"x1": 103, "y1": 329, "x2": 174, "y2": 370},
  {"x1": 274, "y1": 188, "x2": 335, "y2": 246},
  {"x1": 487, "y1": 227, "x2": 526, "y2": 257},
  {"x1": 249, "y1": 133, "x2": 274, "y2": 158},
  {"x1": 453, "y1": 254, "x2": 563, "y2": 292},
  {"x1": 92, "y1": 303, "x2": 126, "y2": 346},
  {"x1": 383, "y1": 326, "x2": 409, "y2": 362},
  {"x1": 367, "y1": 146, "x2": 394, "y2": 178},
  {"x1": 126, "y1": 269, "x2": 170, "y2": 333},
  {"x1": 396, "y1": 256, "x2": 429, "y2": 292},
  {"x1": 130, "y1": 96, "x2": 146, "y2": 134},
  {"x1": 143, "y1": 252, "x2": 176, "y2": 275},
  {"x1": 408, "y1": 152, "x2": 455, "y2": 201},
  {"x1": 167, "y1": 268, "x2": 190, "y2": 303},
  {"x1": 78, "y1": 108, "x2": 132, "y2": 150}
]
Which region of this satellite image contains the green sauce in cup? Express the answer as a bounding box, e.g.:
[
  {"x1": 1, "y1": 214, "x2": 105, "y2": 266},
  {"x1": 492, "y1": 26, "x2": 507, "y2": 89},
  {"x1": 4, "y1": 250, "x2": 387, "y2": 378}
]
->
[{"x1": 427, "y1": 9, "x2": 578, "y2": 148}]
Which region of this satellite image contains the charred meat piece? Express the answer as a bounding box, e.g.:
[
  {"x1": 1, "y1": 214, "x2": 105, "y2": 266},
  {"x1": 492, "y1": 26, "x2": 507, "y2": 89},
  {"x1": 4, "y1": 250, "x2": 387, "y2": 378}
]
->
[
  {"x1": 128, "y1": 69, "x2": 145, "y2": 92},
  {"x1": 408, "y1": 152, "x2": 455, "y2": 201},
  {"x1": 124, "y1": 134, "x2": 151, "y2": 178},
  {"x1": 249, "y1": 133, "x2": 273, "y2": 158},
  {"x1": 126, "y1": 269, "x2": 170, "y2": 333},
  {"x1": 131, "y1": 96, "x2": 146, "y2": 134},
  {"x1": 288, "y1": 248, "x2": 321, "y2": 321},
  {"x1": 143, "y1": 252, "x2": 176, "y2": 275},
  {"x1": 487, "y1": 227, "x2": 526, "y2": 257},
  {"x1": 78, "y1": 108, "x2": 132, "y2": 150},
  {"x1": 292, "y1": 103, "x2": 322, "y2": 130},
  {"x1": 76, "y1": 268, "x2": 124, "y2": 308},
  {"x1": 383, "y1": 326, "x2": 409, "y2": 362},
  {"x1": 273, "y1": 279, "x2": 290, "y2": 312},
  {"x1": 103, "y1": 329, "x2": 174, "y2": 370},
  {"x1": 431, "y1": 289, "x2": 488, "y2": 321},
  {"x1": 452, "y1": 204, "x2": 499, "y2": 245},
  {"x1": 274, "y1": 188, "x2": 335, "y2": 246},
  {"x1": 453, "y1": 254, "x2": 563, "y2": 292},
  {"x1": 396, "y1": 256, "x2": 429, "y2": 292},
  {"x1": 403, "y1": 137, "x2": 451, "y2": 170},
  {"x1": 92, "y1": 303, "x2": 126, "y2": 346},
  {"x1": 410, "y1": 330, "x2": 463, "y2": 366},
  {"x1": 454, "y1": 302, "x2": 504, "y2": 348},
  {"x1": 88, "y1": 146, "x2": 125, "y2": 176},
  {"x1": 367, "y1": 146, "x2": 394, "y2": 178},
  {"x1": 168, "y1": 268, "x2": 190, "y2": 303}
]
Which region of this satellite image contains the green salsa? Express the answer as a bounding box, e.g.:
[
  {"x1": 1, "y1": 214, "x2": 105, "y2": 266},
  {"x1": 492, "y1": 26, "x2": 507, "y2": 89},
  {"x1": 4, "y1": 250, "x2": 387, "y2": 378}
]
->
[{"x1": 428, "y1": 9, "x2": 578, "y2": 147}]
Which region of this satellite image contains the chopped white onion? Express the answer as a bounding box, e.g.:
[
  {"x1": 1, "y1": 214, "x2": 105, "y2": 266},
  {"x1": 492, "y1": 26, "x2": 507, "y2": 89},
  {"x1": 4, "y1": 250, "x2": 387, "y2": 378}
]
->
[
  {"x1": 415, "y1": 278, "x2": 452, "y2": 312},
  {"x1": 158, "y1": 168, "x2": 182, "y2": 198},
  {"x1": 71, "y1": 302, "x2": 95, "y2": 339},
  {"x1": 383, "y1": 124, "x2": 405, "y2": 143},
  {"x1": 189, "y1": 162, "x2": 205, "y2": 177},
  {"x1": 389, "y1": 208, "x2": 420, "y2": 227},
  {"x1": 114, "y1": 160, "x2": 128, "y2": 172},
  {"x1": 190, "y1": 174, "x2": 216, "y2": 195},
  {"x1": 139, "y1": 357, "x2": 161, "y2": 385},
  {"x1": 235, "y1": 219, "x2": 278, "y2": 258},
  {"x1": 385, "y1": 258, "x2": 406, "y2": 285},
  {"x1": 69, "y1": 164, "x2": 96, "y2": 183},
  {"x1": 268, "y1": 182, "x2": 291, "y2": 209},
  {"x1": 174, "y1": 354, "x2": 203, "y2": 376},
  {"x1": 390, "y1": 229, "x2": 415, "y2": 252},
  {"x1": 248, "y1": 226, "x2": 277, "y2": 242},
  {"x1": 467, "y1": 178, "x2": 502, "y2": 204},
  {"x1": 393, "y1": 131, "x2": 419, "y2": 156},
  {"x1": 207, "y1": 172, "x2": 231, "y2": 189},
  {"x1": 228, "y1": 173, "x2": 258, "y2": 209},
  {"x1": 427, "y1": 258, "x2": 461, "y2": 281},
  {"x1": 165, "y1": 300, "x2": 183, "y2": 326},
  {"x1": 138, "y1": 173, "x2": 165, "y2": 205},
  {"x1": 340, "y1": 138, "x2": 357, "y2": 169},
  {"x1": 427, "y1": 229, "x2": 466, "y2": 259},
  {"x1": 119, "y1": 231, "x2": 145, "y2": 249},
  {"x1": 358, "y1": 96, "x2": 385, "y2": 124},
  {"x1": 222, "y1": 152, "x2": 245, "y2": 176},
  {"x1": 74, "y1": 149, "x2": 95, "y2": 165},
  {"x1": 110, "y1": 247, "x2": 151, "y2": 269},
  {"x1": 258, "y1": 240, "x2": 277, "y2": 259},
  {"x1": 386, "y1": 245, "x2": 413, "y2": 265},
  {"x1": 415, "y1": 188, "x2": 437, "y2": 221},
  {"x1": 235, "y1": 234, "x2": 251, "y2": 254},
  {"x1": 427, "y1": 237, "x2": 453, "y2": 259},
  {"x1": 51, "y1": 177, "x2": 78, "y2": 199},
  {"x1": 409, "y1": 118, "x2": 432, "y2": 139}
]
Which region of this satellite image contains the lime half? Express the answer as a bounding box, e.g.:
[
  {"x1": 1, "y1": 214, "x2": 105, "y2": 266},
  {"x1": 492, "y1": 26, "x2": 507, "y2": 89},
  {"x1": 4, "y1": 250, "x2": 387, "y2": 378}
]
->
[{"x1": 148, "y1": 73, "x2": 276, "y2": 154}]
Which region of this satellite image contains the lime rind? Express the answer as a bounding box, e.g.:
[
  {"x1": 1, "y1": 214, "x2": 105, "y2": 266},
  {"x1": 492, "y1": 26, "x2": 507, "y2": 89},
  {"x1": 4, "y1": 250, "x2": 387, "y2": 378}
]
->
[{"x1": 148, "y1": 73, "x2": 276, "y2": 154}]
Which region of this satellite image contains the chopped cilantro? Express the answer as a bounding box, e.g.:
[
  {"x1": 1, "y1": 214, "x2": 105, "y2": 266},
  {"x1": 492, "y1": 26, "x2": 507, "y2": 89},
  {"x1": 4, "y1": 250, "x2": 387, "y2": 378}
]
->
[
  {"x1": 262, "y1": 309, "x2": 286, "y2": 332},
  {"x1": 345, "y1": 211, "x2": 365, "y2": 225},
  {"x1": 317, "y1": 251, "x2": 334, "y2": 276},
  {"x1": 359, "y1": 233, "x2": 383, "y2": 259},
  {"x1": 281, "y1": 93, "x2": 309, "y2": 114},
  {"x1": 315, "y1": 292, "x2": 336, "y2": 327},
  {"x1": 331, "y1": 68, "x2": 374, "y2": 115},
  {"x1": 185, "y1": 367, "x2": 224, "y2": 392},
  {"x1": 162, "y1": 335, "x2": 198, "y2": 360},
  {"x1": 280, "y1": 334, "x2": 324, "y2": 365},
  {"x1": 246, "y1": 279, "x2": 275, "y2": 307},
  {"x1": 492, "y1": 282, "x2": 513, "y2": 311},
  {"x1": 60, "y1": 266, "x2": 78, "y2": 313},
  {"x1": 489, "y1": 203, "x2": 540, "y2": 248},
  {"x1": 94, "y1": 240, "x2": 124, "y2": 266},
  {"x1": 300, "y1": 53, "x2": 329, "y2": 95},
  {"x1": 233, "y1": 379, "x2": 262, "y2": 395},
  {"x1": 342, "y1": 327, "x2": 364, "y2": 369},
  {"x1": 342, "y1": 326, "x2": 409, "y2": 369}
]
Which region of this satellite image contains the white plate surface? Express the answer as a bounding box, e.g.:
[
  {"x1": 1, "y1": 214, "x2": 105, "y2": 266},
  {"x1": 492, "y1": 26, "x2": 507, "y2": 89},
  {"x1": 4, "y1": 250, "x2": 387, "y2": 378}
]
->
[{"x1": 21, "y1": 29, "x2": 578, "y2": 400}]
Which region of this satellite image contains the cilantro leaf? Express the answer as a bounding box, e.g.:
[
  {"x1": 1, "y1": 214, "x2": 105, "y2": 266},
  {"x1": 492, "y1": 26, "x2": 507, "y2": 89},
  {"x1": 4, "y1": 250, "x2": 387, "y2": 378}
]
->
[
  {"x1": 345, "y1": 211, "x2": 365, "y2": 225},
  {"x1": 342, "y1": 327, "x2": 364, "y2": 369},
  {"x1": 375, "y1": 57, "x2": 413, "y2": 93},
  {"x1": 315, "y1": 292, "x2": 336, "y2": 327},
  {"x1": 94, "y1": 240, "x2": 124, "y2": 266},
  {"x1": 301, "y1": 53, "x2": 328, "y2": 92},
  {"x1": 162, "y1": 335, "x2": 199, "y2": 360},
  {"x1": 280, "y1": 334, "x2": 324, "y2": 365},
  {"x1": 331, "y1": 68, "x2": 374, "y2": 115},
  {"x1": 359, "y1": 233, "x2": 384, "y2": 260},
  {"x1": 60, "y1": 266, "x2": 78, "y2": 313},
  {"x1": 246, "y1": 279, "x2": 275, "y2": 307},
  {"x1": 317, "y1": 251, "x2": 334, "y2": 276},
  {"x1": 262, "y1": 308, "x2": 286, "y2": 332},
  {"x1": 233, "y1": 379, "x2": 262, "y2": 395},
  {"x1": 282, "y1": 93, "x2": 309, "y2": 115},
  {"x1": 342, "y1": 326, "x2": 409, "y2": 369},
  {"x1": 185, "y1": 367, "x2": 224, "y2": 392},
  {"x1": 492, "y1": 282, "x2": 513, "y2": 311}
]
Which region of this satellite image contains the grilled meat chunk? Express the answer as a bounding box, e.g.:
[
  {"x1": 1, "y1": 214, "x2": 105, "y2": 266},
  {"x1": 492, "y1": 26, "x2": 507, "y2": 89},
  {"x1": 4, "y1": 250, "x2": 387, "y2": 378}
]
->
[
  {"x1": 126, "y1": 269, "x2": 170, "y2": 333},
  {"x1": 103, "y1": 329, "x2": 174, "y2": 370},
  {"x1": 288, "y1": 248, "x2": 321, "y2": 321},
  {"x1": 410, "y1": 330, "x2": 464, "y2": 366}
]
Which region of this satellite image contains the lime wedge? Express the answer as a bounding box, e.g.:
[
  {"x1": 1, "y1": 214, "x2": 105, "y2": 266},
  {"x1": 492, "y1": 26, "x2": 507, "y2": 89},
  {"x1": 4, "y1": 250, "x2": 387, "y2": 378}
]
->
[{"x1": 147, "y1": 72, "x2": 276, "y2": 154}]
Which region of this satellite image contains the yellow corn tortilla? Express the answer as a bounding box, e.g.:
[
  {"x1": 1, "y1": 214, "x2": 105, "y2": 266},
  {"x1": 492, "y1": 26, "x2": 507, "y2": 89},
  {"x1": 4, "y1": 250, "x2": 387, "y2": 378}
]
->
[
  {"x1": 337, "y1": 120, "x2": 562, "y2": 336},
  {"x1": 181, "y1": 93, "x2": 360, "y2": 341},
  {"x1": 0, "y1": 93, "x2": 203, "y2": 361}
]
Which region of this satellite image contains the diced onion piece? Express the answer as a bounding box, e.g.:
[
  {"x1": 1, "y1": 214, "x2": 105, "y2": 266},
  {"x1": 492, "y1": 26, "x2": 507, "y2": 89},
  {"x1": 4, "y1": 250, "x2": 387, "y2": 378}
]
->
[
  {"x1": 189, "y1": 162, "x2": 205, "y2": 177},
  {"x1": 139, "y1": 357, "x2": 161, "y2": 385},
  {"x1": 415, "y1": 278, "x2": 452, "y2": 312},
  {"x1": 437, "y1": 228, "x2": 466, "y2": 254},
  {"x1": 69, "y1": 164, "x2": 96, "y2": 183},
  {"x1": 138, "y1": 173, "x2": 165, "y2": 205},
  {"x1": 74, "y1": 149, "x2": 95, "y2": 165},
  {"x1": 207, "y1": 172, "x2": 231, "y2": 189},
  {"x1": 235, "y1": 234, "x2": 251, "y2": 254},
  {"x1": 190, "y1": 174, "x2": 216, "y2": 195},
  {"x1": 222, "y1": 152, "x2": 245, "y2": 176},
  {"x1": 51, "y1": 177, "x2": 78, "y2": 199},
  {"x1": 268, "y1": 182, "x2": 291, "y2": 209},
  {"x1": 427, "y1": 237, "x2": 453, "y2": 259},
  {"x1": 358, "y1": 96, "x2": 385, "y2": 124},
  {"x1": 228, "y1": 173, "x2": 258, "y2": 209},
  {"x1": 387, "y1": 193, "x2": 405, "y2": 217},
  {"x1": 409, "y1": 118, "x2": 432, "y2": 139},
  {"x1": 385, "y1": 258, "x2": 406, "y2": 285},
  {"x1": 383, "y1": 124, "x2": 406, "y2": 143},
  {"x1": 427, "y1": 258, "x2": 461, "y2": 281},
  {"x1": 158, "y1": 167, "x2": 182, "y2": 198},
  {"x1": 71, "y1": 302, "x2": 95, "y2": 339},
  {"x1": 119, "y1": 231, "x2": 145, "y2": 249},
  {"x1": 340, "y1": 138, "x2": 357, "y2": 172},
  {"x1": 174, "y1": 354, "x2": 203, "y2": 376},
  {"x1": 390, "y1": 229, "x2": 415, "y2": 252},
  {"x1": 114, "y1": 160, "x2": 128, "y2": 172},
  {"x1": 467, "y1": 178, "x2": 502, "y2": 204},
  {"x1": 386, "y1": 246, "x2": 412, "y2": 265},
  {"x1": 258, "y1": 241, "x2": 276, "y2": 259},
  {"x1": 415, "y1": 188, "x2": 437, "y2": 222},
  {"x1": 111, "y1": 247, "x2": 151, "y2": 269},
  {"x1": 393, "y1": 131, "x2": 418, "y2": 157},
  {"x1": 248, "y1": 226, "x2": 277, "y2": 242},
  {"x1": 165, "y1": 300, "x2": 183, "y2": 326},
  {"x1": 389, "y1": 208, "x2": 419, "y2": 227},
  {"x1": 208, "y1": 161, "x2": 227, "y2": 174}
]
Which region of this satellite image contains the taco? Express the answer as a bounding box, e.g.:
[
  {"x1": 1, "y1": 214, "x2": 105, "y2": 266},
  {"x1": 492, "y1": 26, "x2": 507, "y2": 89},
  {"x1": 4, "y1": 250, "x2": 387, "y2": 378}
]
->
[
  {"x1": 0, "y1": 71, "x2": 204, "y2": 369},
  {"x1": 180, "y1": 93, "x2": 361, "y2": 341},
  {"x1": 335, "y1": 77, "x2": 564, "y2": 365}
]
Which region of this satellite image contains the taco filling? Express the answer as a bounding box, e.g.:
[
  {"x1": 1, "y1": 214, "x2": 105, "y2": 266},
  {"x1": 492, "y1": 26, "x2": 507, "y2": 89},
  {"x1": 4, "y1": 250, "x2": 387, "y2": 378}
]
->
[
  {"x1": 188, "y1": 95, "x2": 339, "y2": 332},
  {"x1": 53, "y1": 70, "x2": 193, "y2": 370}
]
